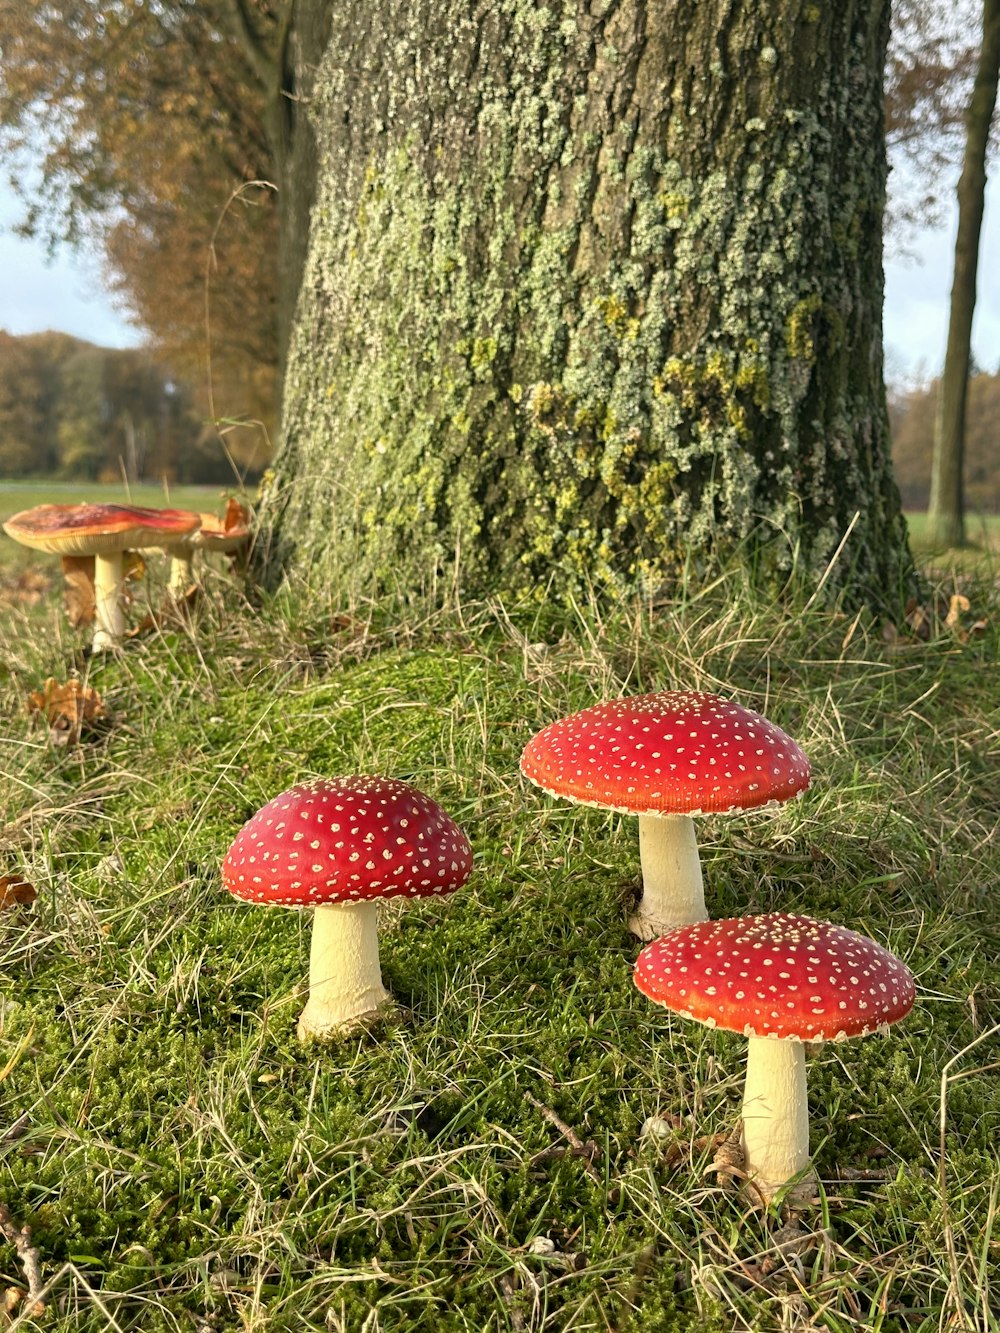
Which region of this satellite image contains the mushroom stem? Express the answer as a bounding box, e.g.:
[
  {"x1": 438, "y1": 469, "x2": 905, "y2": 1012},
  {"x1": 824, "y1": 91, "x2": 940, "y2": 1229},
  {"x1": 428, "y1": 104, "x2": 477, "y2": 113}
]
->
[
  {"x1": 628, "y1": 814, "x2": 708, "y2": 939},
  {"x1": 741, "y1": 1036, "x2": 813, "y2": 1204},
  {"x1": 165, "y1": 546, "x2": 194, "y2": 595},
  {"x1": 296, "y1": 900, "x2": 391, "y2": 1040},
  {"x1": 92, "y1": 552, "x2": 126, "y2": 650}
]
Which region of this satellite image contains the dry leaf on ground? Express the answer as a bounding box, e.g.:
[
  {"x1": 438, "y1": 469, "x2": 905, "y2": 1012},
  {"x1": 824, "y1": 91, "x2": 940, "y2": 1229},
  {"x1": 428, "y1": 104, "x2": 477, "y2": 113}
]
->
[
  {"x1": 222, "y1": 497, "x2": 250, "y2": 533},
  {"x1": 61, "y1": 555, "x2": 96, "y2": 626},
  {"x1": 0, "y1": 874, "x2": 36, "y2": 910},
  {"x1": 26, "y1": 677, "x2": 109, "y2": 745},
  {"x1": 0, "y1": 569, "x2": 50, "y2": 610}
]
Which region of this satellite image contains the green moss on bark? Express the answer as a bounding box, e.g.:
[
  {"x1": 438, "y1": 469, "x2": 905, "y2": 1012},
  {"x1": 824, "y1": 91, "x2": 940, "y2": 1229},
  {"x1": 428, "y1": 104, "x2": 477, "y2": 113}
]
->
[{"x1": 266, "y1": 0, "x2": 912, "y2": 609}]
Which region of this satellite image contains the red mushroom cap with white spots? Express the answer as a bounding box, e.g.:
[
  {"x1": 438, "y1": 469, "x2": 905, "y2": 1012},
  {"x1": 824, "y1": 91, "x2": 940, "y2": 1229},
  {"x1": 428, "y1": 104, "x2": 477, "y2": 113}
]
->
[
  {"x1": 634, "y1": 913, "x2": 916, "y2": 1042},
  {"x1": 222, "y1": 777, "x2": 473, "y2": 906},
  {"x1": 520, "y1": 691, "x2": 810, "y2": 816}
]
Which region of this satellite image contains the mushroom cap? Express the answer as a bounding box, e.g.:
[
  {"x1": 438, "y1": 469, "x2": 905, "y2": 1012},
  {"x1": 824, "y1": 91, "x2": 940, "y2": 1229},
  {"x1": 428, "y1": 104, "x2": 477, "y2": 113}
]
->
[
  {"x1": 221, "y1": 776, "x2": 474, "y2": 906},
  {"x1": 520, "y1": 690, "x2": 810, "y2": 816},
  {"x1": 190, "y1": 509, "x2": 251, "y2": 553},
  {"x1": 3, "y1": 504, "x2": 201, "y2": 556},
  {"x1": 164, "y1": 503, "x2": 251, "y2": 555},
  {"x1": 634, "y1": 913, "x2": 916, "y2": 1042}
]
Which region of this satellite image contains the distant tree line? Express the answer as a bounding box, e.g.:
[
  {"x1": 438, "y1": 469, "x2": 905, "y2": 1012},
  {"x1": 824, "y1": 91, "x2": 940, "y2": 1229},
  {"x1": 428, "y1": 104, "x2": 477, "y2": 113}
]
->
[
  {"x1": 0, "y1": 331, "x2": 260, "y2": 484},
  {"x1": 890, "y1": 370, "x2": 1000, "y2": 512}
]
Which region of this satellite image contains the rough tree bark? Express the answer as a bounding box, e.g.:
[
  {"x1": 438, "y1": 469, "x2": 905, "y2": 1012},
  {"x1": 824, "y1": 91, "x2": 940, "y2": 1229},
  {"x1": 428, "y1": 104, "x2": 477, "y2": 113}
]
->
[
  {"x1": 265, "y1": 0, "x2": 912, "y2": 608},
  {"x1": 225, "y1": 0, "x2": 332, "y2": 371},
  {"x1": 927, "y1": 0, "x2": 1000, "y2": 550}
]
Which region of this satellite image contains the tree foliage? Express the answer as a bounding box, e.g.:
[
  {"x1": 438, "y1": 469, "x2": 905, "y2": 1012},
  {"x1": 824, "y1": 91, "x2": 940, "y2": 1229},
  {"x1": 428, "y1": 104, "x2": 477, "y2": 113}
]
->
[
  {"x1": 885, "y1": 0, "x2": 984, "y2": 229},
  {"x1": 0, "y1": 0, "x2": 288, "y2": 453},
  {"x1": 0, "y1": 331, "x2": 238, "y2": 483},
  {"x1": 891, "y1": 371, "x2": 1000, "y2": 512}
]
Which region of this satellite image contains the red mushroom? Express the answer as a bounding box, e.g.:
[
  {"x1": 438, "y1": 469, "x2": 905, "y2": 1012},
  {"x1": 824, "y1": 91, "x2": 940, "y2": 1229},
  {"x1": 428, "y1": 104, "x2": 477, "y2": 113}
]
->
[
  {"x1": 222, "y1": 776, "x2": 473, "y2": 1039},
  {"x1": 634, "y1": 913, "x2": 916, "y2": 1203},
  {"x1": 2, "y1": 503, "x2": 201, "y2": 649},
  {"x1": 521, "y1": 691, "x2": 811, "y2": 938}
]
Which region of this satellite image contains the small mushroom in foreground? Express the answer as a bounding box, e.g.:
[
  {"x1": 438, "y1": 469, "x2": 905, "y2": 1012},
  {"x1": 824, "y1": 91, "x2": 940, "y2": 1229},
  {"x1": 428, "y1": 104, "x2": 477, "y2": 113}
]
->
[
  {"x1": 222, "y1": 776, "x2": 473, "y2": 1040},
  {"x1": 520, "y1": 691, "x2": 811, "y2": 938},
  {"x1": 634, "y1": 913, "x2": 916, "y2": 1204},
  {"x1": 2, "y1": 503, "x2": 201, "y2": 649}
]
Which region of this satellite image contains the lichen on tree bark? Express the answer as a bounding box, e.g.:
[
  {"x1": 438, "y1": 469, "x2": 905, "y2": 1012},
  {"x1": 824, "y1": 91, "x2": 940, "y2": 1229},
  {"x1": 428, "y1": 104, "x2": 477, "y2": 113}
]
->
[{"x1": 266, "y1": 0, "x2": 912, "y2": 608}]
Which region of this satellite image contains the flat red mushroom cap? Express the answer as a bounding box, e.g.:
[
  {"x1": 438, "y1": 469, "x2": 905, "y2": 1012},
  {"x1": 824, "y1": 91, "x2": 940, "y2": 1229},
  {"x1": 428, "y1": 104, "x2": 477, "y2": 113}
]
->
[
  {"x1": 520, "y1": 691, "x2": 810, "y2": 816},
  {"x1": 634, "y1": 913, "x2": 916, "y2": 1042},
  {"x1": 3, "y1": 503, "x2": 201, "y2": 555},
  {"x1": 222, "y1": 777, "x2": 473, "y2": 906}
]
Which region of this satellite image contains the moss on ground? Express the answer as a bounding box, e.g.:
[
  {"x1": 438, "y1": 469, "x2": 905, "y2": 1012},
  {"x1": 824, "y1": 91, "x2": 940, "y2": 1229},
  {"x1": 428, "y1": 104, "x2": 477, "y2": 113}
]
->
[{"x1": 0, "y1": 563, "x2": 997, "y2": 1329}]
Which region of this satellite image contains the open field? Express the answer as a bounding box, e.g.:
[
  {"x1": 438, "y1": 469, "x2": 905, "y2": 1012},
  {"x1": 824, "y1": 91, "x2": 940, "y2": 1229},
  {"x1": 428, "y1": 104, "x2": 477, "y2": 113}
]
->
[
  {"x1": 0, "y1": 494, "x2": 998, "y2": 1330},
  {"x1": 904, "y1": 512, "x2": 1000, "y2": 547},
  {"x1": 904, "y1": 513, "x2": 1000, "y2": 580},
  {"x1": 0, "y1": 480, "x2": 228, "y2": 526}
]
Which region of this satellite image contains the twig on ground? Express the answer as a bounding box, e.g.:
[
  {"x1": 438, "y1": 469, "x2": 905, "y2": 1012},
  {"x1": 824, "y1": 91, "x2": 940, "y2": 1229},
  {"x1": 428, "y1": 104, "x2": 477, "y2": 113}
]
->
[
  {"x1": 525, "y1": 1092, "x2": 603, "y2": 1182},
  {"x1": 0, "y1": 1201, "x2": 45, "y2": 1317},
  {"x1": 709, "y1": 1122, "x2": 746, "y2": 1185}
]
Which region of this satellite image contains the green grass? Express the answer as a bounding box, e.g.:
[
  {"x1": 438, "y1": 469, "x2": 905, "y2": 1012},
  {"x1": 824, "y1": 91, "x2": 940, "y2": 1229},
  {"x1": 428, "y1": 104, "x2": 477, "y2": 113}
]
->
[
  {"x1": 0, "y1": 545, "x2": 998, "y2": 1330},
  {"x1": 904, "y1": 512, "x2": 1000, "y2": 579}
]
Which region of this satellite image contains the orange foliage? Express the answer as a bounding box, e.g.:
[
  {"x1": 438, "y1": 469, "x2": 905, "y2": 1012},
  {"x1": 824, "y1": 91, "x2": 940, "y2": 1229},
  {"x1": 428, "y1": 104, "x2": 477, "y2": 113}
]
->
[{"x1": 0, "y1": 2, "x2": 282, "y2": 465}]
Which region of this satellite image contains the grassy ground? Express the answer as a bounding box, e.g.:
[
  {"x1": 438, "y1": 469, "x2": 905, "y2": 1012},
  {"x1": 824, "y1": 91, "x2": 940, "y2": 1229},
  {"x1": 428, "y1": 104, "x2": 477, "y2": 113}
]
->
[
  {"x1": 0, "y1": 517, "x2": 998, "y2": 1330},
  {"x1": 904, "y1": 512, "x2": 1000, "y2": 579}
]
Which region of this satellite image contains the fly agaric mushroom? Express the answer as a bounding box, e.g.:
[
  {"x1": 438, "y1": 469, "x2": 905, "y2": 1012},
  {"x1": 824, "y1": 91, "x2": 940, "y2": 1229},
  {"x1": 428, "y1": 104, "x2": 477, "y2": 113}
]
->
[
  {"x1": 161, "y1": 501, "x2": 251, "y2": 595},
  {"x1": 520, "y1": 691, "x2": 811, "y2": 938},
  {"x1": 634, "y1": 913, "x2": 916, "y2": 1204},
  {"x1": 2, "y1": 503, "x2": 201, "y2": 649},
  {"x1": 222, "y1": 776, "x2": 473, "y2": 1040}
]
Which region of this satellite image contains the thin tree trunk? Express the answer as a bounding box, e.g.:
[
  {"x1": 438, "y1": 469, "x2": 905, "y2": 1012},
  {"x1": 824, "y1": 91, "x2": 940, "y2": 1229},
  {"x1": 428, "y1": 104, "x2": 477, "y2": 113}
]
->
[
  {"x1": 268, "y1": 0, "x2": 912, "y2": 610},
  {"x1": 928, "y1": 0, "x2": 1000, "y2": 550}
]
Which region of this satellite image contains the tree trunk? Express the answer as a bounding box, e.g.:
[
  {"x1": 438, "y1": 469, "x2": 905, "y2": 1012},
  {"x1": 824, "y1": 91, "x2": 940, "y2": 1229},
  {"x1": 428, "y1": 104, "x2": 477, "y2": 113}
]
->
[
  {"x1": 268, "y1": 0, "x2": 334, "y2": 375},
  {"x1": 266, "y1": 0, "x2": 912, "y2": 610},
  {"x1": 927, "y1": 0, "x2": 1000, "y2": 550}
]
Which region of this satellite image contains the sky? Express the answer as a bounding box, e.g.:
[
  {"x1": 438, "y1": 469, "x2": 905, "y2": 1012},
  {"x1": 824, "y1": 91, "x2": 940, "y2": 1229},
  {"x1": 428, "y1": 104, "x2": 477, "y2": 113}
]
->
[{"x1": 0, "y1": 155, "x2": 997, "y2": 386}]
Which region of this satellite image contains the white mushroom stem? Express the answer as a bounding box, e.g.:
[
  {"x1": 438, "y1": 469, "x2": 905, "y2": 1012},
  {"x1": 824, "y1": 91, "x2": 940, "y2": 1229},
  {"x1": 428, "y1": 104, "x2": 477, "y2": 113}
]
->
[
  {"x1": 164, "y1": 544, "x2": 195, "y2": 595},
  {"x1": 296, "y1": 900, "x2": 391, "y2": 1041},
  {"x1": 627, "y1": 814, "x2": 708, "y2": 939},
  {"x1": 92, "y1": 552, "x2": 127, "y2": 651},
  {"x1": 741, "y1": 1036, "x2": 813, "y2": 1204}
]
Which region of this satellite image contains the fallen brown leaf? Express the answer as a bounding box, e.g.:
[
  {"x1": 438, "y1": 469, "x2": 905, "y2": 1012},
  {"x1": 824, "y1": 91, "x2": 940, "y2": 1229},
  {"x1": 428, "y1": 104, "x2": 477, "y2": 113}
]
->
[
  {"x1": 0, "y1": 874, "x2": 36, "y2": 911},
  {"x1": 61, "y1": 555, "x2": 96, "y2": 626},
  {"x1": 945, "y1": 593, "x2": 971, "y2": 629},
  {"x1": 26, "y1": 677, "x2": 108, "y2": 745},
  {"x1": 223, "y1": 497, "x2": 250, "y2": 533},
  {"x1": 0, "y1": 569, "x2": 51, "y2": 610}
]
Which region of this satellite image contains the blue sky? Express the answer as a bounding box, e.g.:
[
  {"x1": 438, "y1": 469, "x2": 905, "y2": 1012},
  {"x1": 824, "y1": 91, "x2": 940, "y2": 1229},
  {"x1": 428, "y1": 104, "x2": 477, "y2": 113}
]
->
[{"x1": 1, "y1": 159, "x2": 997, "y2": 386}]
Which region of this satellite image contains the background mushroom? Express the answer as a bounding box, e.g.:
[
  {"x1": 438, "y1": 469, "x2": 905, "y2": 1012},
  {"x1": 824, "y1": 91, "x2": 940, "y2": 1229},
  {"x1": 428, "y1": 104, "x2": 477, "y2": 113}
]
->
[
  {"x1": 2, "y1": 503, "x2": 201, "y2": 649},
  {"x1": 521, "y1": 691, "x2": 811, "y2": 938},
  {"x1": 222, "y1": 776, "x2": 473, "y2": 1039},
  {"x1": 634, "y1": 913, "x2": 916, "y2": 1204},
  {"x1": 161, "y1": 500, "x2": 251, "y2": 595}
]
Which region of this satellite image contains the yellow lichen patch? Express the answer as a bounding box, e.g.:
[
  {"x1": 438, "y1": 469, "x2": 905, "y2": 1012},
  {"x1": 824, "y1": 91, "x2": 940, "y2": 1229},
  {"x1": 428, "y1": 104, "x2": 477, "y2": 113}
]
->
[{"x1": 785, "y1": 295, "x2": 823, "y2": 361}]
